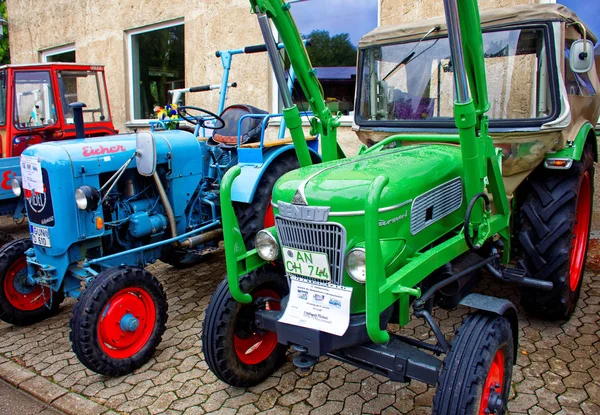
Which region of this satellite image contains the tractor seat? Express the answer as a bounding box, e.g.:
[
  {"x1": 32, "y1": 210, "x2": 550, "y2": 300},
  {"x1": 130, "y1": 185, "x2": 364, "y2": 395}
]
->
[{"x1": 207, "y1": 104, "x2": 268, "y2": 148}]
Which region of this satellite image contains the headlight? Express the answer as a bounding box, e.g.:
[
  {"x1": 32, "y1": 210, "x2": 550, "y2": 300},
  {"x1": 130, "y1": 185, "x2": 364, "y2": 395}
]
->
[
  {"x1": 75, "y1": 186, "x2": 101, "y2": 211},
  {"x1": 255, "y1": 230, "x2": 279, "y2": 261},
  {"x1": 345, "y1": 248, "x2": 366, "y2": 283},
  {"x1": 11, "y1": 177, "x2": 22, "y2": 197}
]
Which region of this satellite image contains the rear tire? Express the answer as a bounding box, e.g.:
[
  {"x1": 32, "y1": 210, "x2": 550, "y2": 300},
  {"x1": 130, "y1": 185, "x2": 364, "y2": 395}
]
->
[
  {"x1": 202, "y1": 268, "x2": 289, "y2": 387},
  {"x1": 433, "y1": 312, "x2": 514, "y2": 415},
  {"x1": 518, "y1": 143, "x2": 594, "y2": 319},
  {"x1": 234, "y1": 153, "x2": 300, "y2": 248},
  {"x1": 0, "y1": 232, "x2": 14, "y2": 248},
  {"x1": 70, "y1": 266, "x2": 167, "y2": 376},
  {"x1": 0, "y1": 238, "x2": 63, "y2": 326}
]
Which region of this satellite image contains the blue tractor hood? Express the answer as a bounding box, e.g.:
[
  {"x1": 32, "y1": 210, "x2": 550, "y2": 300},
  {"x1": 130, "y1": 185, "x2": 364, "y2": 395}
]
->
[
  {"x1": 23, "y1": 131, "x2": 201, "y2": 178},
  {"x1": 20, "y1": 130, "x2": 205, "y2": 261}
]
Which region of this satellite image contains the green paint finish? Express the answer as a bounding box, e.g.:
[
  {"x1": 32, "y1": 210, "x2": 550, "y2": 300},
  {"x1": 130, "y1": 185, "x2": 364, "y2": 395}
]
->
[
  {"x1": 272, "y1": 144, "x2": 467, "y2": 315},
  {"x1": 219, "y1": 0, "x2": 515, "y2": 346}
]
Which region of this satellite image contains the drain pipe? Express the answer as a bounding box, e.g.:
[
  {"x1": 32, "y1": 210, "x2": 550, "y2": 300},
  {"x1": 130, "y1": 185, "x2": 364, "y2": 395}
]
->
[{"x1": 152, "y1": 172, "x2": 177, "y2": 239}]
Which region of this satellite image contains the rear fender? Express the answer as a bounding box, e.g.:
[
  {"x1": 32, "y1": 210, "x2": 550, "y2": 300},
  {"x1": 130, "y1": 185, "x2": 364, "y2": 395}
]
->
[
  {"x1": 458, "y1": 293, "x2": 519, "y2": 360},
  {"x1": 545, "y1": 122, "x2": 598, "y2": 166},
  {"x1": 231, "y1": 144, "x2": 320, "y2": 204}
]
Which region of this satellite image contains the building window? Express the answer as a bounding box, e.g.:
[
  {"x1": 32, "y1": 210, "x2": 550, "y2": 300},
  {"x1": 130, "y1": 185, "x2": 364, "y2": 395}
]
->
[
  {"x1": 41, "y1": 45, "x2": 76, "y2": 63},
  {"x1": 276, "y1": 0, "x2": 379, "y2": 118},
  {"x1": 128, "y1": 21, "x2": 185, "y2": 121}
]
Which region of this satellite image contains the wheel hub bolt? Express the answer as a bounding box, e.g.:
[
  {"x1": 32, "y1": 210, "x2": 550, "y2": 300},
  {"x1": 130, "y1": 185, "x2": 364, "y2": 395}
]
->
[
  {"x1": 486, "y1": 391, "x2": 503, "y2": 414},
  {"x1": 120, "y1": 313, "x2": 139, "y2": 332}
]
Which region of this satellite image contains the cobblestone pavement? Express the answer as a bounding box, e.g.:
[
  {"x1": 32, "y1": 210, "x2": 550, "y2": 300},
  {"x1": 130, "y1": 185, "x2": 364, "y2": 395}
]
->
[{"x1": 0, "y1": 219, "x2": 598, "y2": 414}]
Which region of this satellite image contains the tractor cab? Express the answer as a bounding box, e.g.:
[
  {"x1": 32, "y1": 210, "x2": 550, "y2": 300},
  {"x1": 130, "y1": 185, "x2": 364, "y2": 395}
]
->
[
  {"x1": 353, "y1": 4, "x2": 599, "y2": 188},
  {"x1": 0, "y1": 63, "x2": 116, "y2": 158}
]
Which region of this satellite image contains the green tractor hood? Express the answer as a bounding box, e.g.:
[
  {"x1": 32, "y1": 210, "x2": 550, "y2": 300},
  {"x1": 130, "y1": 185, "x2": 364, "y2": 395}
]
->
[{"x1": 273, "y1": 144, "x2": 465, "y2": 215}]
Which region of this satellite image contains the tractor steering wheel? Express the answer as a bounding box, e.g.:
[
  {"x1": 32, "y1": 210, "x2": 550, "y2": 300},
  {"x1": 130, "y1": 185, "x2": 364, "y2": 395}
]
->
[{"x1": 177, "y1": 106, "x2": 225, "y2": 130}]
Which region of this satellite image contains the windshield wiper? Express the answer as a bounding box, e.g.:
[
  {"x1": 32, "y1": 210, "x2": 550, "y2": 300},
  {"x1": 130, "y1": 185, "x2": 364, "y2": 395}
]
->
[{"x1": 382, "y1": 25, "x2": 441, "y2": 82}]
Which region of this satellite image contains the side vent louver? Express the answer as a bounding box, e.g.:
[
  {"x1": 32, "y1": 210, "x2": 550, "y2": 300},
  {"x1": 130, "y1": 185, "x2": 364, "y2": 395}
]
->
[{"x1": 410, "y1": 177, "x2": 463, "y2": 235}]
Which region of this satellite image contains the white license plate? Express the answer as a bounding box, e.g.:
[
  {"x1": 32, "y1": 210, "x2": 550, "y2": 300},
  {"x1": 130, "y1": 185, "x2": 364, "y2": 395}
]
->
[
  {"x1": 30, "y1": 225, "x2": 51, "y2": 247},
  {"x1": 282, "y1": 247, "x2": 331, "y2": 281}
]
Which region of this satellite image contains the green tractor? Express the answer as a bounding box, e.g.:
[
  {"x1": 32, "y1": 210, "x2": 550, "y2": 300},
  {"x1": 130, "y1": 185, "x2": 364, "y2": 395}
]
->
[{"x1": 203, "y1": 1, "x2": 599, "y2": 413}]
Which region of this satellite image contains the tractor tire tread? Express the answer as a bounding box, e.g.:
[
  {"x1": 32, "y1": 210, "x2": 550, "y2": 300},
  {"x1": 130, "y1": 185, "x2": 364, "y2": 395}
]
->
[
  {"x1": 70, "y1": 266, "x2": 167, "y2": 376},
  {"x1": 518, "y1": 143, "x2": 594, "y2": 319},
  {"x1": 0, "y1": 238, "x2": 63, "y2": 326},
  {"x1": 433, "y1": 312, "x2": 513, "y2": 415},
  {"x1": 202, "y1": 268, "x2": 288, "y2": 387}
]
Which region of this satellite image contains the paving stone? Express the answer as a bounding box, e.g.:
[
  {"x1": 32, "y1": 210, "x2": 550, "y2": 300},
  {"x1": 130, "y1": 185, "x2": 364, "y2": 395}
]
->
[
  {"x1": 170, "y1": 394, "x2": 208, "y2": 411},
  {"x1": 0, "y1": 242, "x2": 597, "y2": 415},
  {"x1": 0, "y1": 360, "x2": 36, "y2": 386},
  {"x1": 19, "y1": 375, "x2": 68, "y2": 403},
  {"x1": 53, "y1": 392, "x2": 106, "y2": 415}
]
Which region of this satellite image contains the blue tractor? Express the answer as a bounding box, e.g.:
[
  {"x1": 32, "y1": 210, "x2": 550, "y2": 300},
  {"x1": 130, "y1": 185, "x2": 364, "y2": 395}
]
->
[{"x1": 0, "y1": 42, "x2": 319, "y2": 376}]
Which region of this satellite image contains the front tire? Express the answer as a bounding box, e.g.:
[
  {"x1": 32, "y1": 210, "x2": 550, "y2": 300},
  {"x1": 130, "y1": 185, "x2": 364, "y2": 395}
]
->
[
  {"x1": 0, "y1": 238, "x2": 63, "y2": 326},
  {"x1": 202, "y1": 269, "x2": 289, "y2": 387},
  {"x1": 433, "y1": 312, "x2": 514, "y2": 415},
  {"x1": 70, "y1": 267, "x2": 167, "y2": 376},
  {"x1": 518, "y1": 143, "x2": 594, "y2": 319}
]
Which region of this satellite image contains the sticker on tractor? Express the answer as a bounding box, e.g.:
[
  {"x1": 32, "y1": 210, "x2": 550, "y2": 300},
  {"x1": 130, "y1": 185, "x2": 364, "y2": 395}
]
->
[
  {"x1": 278, "y1": 276, "x2": 352, "y2": 336},
  {"x1": 20, "y1": 156, "x2": 44, "y2": 194},
  {"x1": 25, "y1": 169, "x2": 55, "y2": 227},
  {"x1": 283, "y1": 247, "x2": 331, "y2": 281}
]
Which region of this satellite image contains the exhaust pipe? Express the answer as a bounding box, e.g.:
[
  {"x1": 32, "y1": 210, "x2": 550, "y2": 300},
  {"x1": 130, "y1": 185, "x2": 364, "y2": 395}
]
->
[
  {"x1": 179, "y1": 229, "x2": 223, "y2": 249},
  {"x1": 69, "y1": 102, "x2": 87, "y2": 139}
]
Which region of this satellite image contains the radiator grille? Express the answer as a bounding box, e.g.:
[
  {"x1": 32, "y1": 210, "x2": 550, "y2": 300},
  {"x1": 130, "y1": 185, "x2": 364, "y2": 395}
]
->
[
  {"x1": 410, "y1": 177, "x2": 463, "y2": 235},
  {"x1": 275, "y1": 216, "x2": 346, "y2": 285}
]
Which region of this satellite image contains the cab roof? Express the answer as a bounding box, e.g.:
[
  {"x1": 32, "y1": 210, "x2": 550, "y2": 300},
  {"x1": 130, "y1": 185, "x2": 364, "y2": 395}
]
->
[
  {"x1": 359, "y1": 4, "x2": 597, "y2": 48},
  {"x1": 0, "y1": 63, "x2": 105, "y2": 70}
]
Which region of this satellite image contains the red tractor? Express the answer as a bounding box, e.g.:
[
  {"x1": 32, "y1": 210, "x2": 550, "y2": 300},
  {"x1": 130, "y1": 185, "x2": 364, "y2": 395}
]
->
[{"x1": 0, "y1": 63, "x2": 116, "y2": 240}]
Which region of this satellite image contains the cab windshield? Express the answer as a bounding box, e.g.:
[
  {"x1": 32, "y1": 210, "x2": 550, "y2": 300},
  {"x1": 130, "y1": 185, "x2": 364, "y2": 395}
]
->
[
  {"x1": 58, "y1": 70, "x2": 110, "y2": 124},
  {"x1": 357, "y1": 26, "x2": 556, "y2": 126},
  {"x1": 13, "y1": 71, "x2": 57, "y2": 129}
]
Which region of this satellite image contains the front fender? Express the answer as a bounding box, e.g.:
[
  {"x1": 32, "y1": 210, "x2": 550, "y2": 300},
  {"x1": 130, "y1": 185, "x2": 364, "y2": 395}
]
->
[
  {"x1": 458, "y1": 293, "x2": 518, "y2": 360},
  {"x1": 231, "y1": 144, "x2": 320, "y2": 204}
]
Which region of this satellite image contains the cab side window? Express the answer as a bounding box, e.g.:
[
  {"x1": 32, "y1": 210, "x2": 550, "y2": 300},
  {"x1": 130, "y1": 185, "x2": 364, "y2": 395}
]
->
[{"x1": 564, "y1": 40, "x2": 597, "y2": 97}]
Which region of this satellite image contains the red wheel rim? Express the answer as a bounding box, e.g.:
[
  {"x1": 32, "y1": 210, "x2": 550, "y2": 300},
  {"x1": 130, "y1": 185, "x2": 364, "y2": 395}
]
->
[
  {"x1": 264, "y1": 197, "x2": 275, "y2": 228},
  {"x1": 97, "y1": 287, "x2": 156, "y2": 359},
  {"x1": 480, "y1": 350, "x2": 505, "y2": 415},
  {"x1": 569, "y1": 171, "x2": 592, "y2": 292},
  {"x1": 3, "y1": 257, "x2": 48, "y2": 311},
  {"x1": 234, "y1": 289, "x2": 280, "y2": 365}
]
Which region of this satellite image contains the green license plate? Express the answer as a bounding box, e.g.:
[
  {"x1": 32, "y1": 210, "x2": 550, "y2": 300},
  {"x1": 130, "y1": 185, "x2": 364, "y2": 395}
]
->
[{"x1": 282, "y1": 247, "x2": 331, "y2": 281}]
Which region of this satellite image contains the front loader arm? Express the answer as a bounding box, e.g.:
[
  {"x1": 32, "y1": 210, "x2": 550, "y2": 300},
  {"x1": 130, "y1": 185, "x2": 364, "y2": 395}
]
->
[{"x1": 251, "y1": 0, "x2": 344, "y2": 163}]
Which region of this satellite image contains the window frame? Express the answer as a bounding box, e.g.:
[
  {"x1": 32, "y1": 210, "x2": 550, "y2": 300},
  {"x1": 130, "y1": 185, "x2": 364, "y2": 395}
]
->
[
  {"x1": 40, "y1": 44, "x2": 76, "y2": 63},
  {"x1": 126, "y1": 19, "x2": 185, "y2": 124},
  {"x1": 12, "y1": 70, "x2": 58, "y2": 131},
  {"x1": 270, "y1": 1, "x2": 381, "y2": 126},
  {"x1": 354, "y1": 22, "x2": 561, "y2": 130}
]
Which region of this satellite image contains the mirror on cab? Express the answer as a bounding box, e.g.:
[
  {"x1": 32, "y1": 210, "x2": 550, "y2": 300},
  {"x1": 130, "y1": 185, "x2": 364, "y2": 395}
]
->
[
  {"x1": 569, "y1": 39, "x2": 595, "y2": 73},
  {"x1": 136, "y1": 131, "x2": 157, "y2": 176}
]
